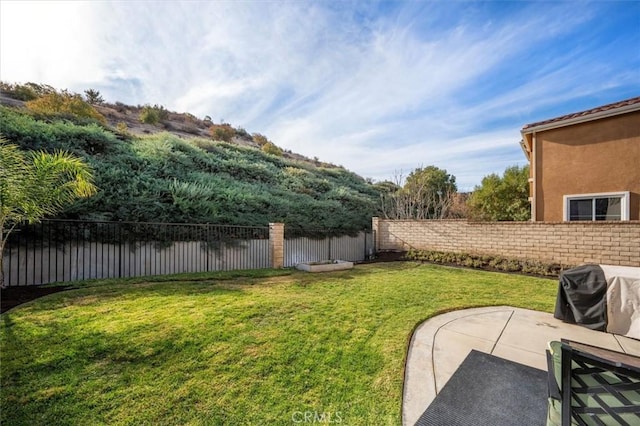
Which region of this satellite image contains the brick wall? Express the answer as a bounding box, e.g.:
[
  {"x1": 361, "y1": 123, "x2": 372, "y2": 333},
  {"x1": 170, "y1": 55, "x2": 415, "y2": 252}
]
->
[{"x1": 372, "y1": 217, "x2": 640, "y2": 267}]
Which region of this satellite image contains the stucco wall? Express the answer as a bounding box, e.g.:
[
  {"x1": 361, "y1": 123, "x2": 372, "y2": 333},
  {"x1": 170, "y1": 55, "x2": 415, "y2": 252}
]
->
[
  {"x1": 533, "y1": 111, "x2": 640, "y2": 221},
  {"x1": 372, "y1": 218, "x2": 640, "y2": 267}
]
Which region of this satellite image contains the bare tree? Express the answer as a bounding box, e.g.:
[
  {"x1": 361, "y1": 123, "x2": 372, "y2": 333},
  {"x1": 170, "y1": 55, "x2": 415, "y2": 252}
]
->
[{"x1": 379, "y1": 168, "x2": 458, "y2": 219}]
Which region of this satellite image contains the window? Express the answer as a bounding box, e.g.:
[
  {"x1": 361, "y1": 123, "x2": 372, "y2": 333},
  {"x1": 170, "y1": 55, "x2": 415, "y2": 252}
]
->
[{"x1": 564, "y1": 192, "x2": 630, "y2": 221}]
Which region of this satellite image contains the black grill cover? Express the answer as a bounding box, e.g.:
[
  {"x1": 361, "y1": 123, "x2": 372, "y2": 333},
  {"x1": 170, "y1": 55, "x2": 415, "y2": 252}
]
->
[{"x1": 554, "y1": 264, "x2": 607, "y2": 331}]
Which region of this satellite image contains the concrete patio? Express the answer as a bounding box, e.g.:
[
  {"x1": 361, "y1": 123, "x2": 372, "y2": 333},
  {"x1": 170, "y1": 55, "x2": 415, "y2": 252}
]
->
[{"x1": 403, "y1": 306, "x2": 640, "y2": 426}]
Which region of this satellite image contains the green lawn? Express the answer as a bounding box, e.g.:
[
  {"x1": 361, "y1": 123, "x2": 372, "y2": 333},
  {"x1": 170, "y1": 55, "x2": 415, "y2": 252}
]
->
[{"x1": 1, "y1": 262, "x2": 557, "y2": 425}]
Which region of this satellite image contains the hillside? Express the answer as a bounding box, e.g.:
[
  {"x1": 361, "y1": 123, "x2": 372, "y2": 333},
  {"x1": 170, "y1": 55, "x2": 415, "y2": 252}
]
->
[
  {"x1": 0, "y1": 87, "x2": 381, "y2": 232},
  {"x1": 93, "y1": 102, "x2": 325, "y2": 165},
  {"x1": 0, "y1": 88, "x2": 327, "y2": 165}
]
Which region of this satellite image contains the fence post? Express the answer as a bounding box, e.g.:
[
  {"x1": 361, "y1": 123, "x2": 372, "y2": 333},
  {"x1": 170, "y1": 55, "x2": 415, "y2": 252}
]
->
[
  {"x1": 371, "y1": 217, "x2": 380, "y2": 253},
  {"x1": 118, "y1": 224, "x2": 123, "y2": 278},
  {"x1": 269, "y1": 223, "x2": 285, "y2": 269},
  {"x1": 206, "y1": 224, "x2": 210, "y2": 272},
  {"x1": 363, "y1": 229, "x2": 368, "y2": 261}
]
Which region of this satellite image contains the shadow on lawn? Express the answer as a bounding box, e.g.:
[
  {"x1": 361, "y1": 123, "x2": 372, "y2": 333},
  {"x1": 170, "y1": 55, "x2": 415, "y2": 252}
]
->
[
  {"x1": 0, "y1": 261, "x2": 418, "y2": 314},
  {"x1": 1, "y1": 285, "x2": 74, "y2": 314},
  {"x1": 0, "y1": 281, "x2": 248, "y2": 314}
]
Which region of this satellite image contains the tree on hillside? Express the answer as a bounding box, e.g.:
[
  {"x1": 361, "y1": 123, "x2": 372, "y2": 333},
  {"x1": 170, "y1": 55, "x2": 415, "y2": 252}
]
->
[
  {"x1": 380, "y1": 166, "x2": 458, "y2": 219},
  {"x1": 467, "y1": 165, "x2": 530, "y2": 221},
  {"x1": 372, "y1": 180, "x2": 401, "y2": 194},
  {"x1": 0, "y1": 137, "x2": 97, "y2": 286},
  {"x1": 84, "y1": 89, "x2": 104, "y2": 105}
]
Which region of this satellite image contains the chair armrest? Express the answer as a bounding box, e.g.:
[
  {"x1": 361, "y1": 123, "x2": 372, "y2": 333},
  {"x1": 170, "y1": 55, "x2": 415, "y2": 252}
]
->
[
  {"x1": 546, "y1": 349, "x2": 561, "y2": 400},
  {"x1": 558, "y1": 340, "x2": 640, "y2": 426}
]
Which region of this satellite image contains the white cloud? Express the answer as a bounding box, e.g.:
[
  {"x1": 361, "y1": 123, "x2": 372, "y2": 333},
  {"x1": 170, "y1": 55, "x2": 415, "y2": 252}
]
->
[
  {"x1": 1, "y1": 1, "x2": 637, "y2": 190},
  {"x1": 1, "y1": 1, "x2": 105, "y2": 88}
]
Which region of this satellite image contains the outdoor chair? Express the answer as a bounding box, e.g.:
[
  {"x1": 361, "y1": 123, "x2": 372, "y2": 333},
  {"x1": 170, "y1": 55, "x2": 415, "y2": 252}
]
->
[{"x1": 546, "y1": 340, "x2": 640, "y2": 426}]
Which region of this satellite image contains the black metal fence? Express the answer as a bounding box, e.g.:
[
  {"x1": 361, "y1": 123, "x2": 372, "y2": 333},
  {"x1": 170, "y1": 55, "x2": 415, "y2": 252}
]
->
[
  {"x1": 3, "y1": 220, "x2": 270, "y2": 286},
  {"x1": 283, "y1": 228, "x2": 374, "y2": 268}
]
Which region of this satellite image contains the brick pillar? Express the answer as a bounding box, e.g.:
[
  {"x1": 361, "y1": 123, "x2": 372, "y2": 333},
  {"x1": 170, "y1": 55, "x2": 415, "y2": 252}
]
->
[
  {"x1": 269, "y1": 223, "x2": 285, "y2": 269},
  {"x1": 372, "y1": 217, "x2": 379, "y2": 252}
]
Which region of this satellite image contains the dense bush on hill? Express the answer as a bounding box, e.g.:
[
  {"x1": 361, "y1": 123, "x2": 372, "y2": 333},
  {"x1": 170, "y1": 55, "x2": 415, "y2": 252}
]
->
[
  {"x1": 0, "y1": 81, "x2": 56, "y2": 101},
  {"x1": 0, "y1": 106, "x2": 379, "y2": 232},
  {"x1": 25, "y1": 92, "x2": 106, "y2": 124},
  {"x1": 139, "y1": 104, "x2": 168, "y2": 125}
]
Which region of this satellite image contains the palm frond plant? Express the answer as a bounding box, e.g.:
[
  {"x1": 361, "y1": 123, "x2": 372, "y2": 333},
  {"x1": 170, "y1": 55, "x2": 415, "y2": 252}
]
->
[{"x1": 0, "y1": 136, "x2": 97, "y2": 286}]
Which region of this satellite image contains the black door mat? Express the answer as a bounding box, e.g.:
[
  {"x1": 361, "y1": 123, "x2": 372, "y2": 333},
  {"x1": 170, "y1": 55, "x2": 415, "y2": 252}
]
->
[{"x1": 415, "y1": 349, "x2": 547, "y2": 426}]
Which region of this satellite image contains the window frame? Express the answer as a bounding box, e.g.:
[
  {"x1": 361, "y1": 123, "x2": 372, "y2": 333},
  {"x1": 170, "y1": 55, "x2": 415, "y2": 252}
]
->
[{"x1": 563, "y1": 191, "x2": 630, "y2": 221}]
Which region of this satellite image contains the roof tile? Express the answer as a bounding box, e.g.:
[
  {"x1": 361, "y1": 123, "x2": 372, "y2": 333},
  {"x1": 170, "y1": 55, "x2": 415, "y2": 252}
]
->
[{"x1": 522, "y1": 96, "x2": 640, "y2": 130}]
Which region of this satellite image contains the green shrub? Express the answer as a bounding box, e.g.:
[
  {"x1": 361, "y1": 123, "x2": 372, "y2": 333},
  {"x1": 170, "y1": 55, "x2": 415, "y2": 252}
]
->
[
  {"x1": 252, "y1": 133, "x2": 269, "y2": 146},
  {"x1": 0, "y1": 106, "x2": 115, "y2": 154},
  {"x1": 1, "y1": 81, "x2": 56, "y2": 100},
  {"x1": 0, "y1": 105, "x2": 381, "y2": 231},
  {"x1": 235, "y1": 127, "x2": 250, "y2": 139},
  {"x1": 140, "y1": 104, "x2": 168, "y2": 125},
  {"x1": 1, "y1": 83, "x2": 37, "y2": 100},
  {"x1": 406, "y1": 249, "x2": 565, "y2": 277},
  {"x1": 116, "y1": 122, "x2": 129, "y2": 135},
  {"x1": 140, "y1": 108, "x2": 159, "y2": 124},
  {"x1": 209, "y1": 124, "x2": 235, "y2": 142},
  {"x1": 25, "y1": 91, "x2": 106, "y2": 124},
  {"x1": 262, "y1": 141, "x2": 283, "y2": 156}
]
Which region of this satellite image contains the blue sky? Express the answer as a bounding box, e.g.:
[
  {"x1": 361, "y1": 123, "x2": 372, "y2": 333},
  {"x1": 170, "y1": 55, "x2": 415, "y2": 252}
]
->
[{"x1": 1, "y1": 1, "x2": 639, "y2": 190}]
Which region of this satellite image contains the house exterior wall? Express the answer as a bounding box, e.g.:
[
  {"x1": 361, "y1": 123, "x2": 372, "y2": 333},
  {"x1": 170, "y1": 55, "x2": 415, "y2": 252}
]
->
[
  {"x1": 532, "y1": 111, "x2": 640, "y2": 221},
  {"x1": 372, "y1": 218, "x2": 640, "y2": 268}
]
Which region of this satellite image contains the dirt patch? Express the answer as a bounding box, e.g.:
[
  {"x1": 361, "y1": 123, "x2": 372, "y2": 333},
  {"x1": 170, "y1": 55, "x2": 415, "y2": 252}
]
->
[{"x1": 1, "y1": 286, "x2": 72, "y2": 314}]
